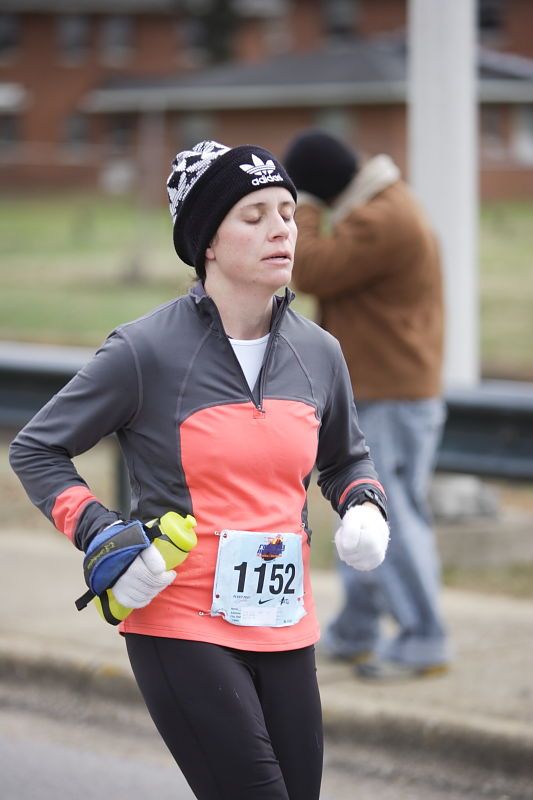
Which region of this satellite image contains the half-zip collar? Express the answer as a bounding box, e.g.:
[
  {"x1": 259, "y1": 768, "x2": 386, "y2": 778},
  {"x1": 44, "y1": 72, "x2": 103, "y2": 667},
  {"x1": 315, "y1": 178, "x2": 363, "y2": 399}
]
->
[
  {"x1": 189, "y1": 280, "x2": 294, "y2": 337},
  {"x1": 189, "y1": 281, "x2": 294, "y2": 411}
]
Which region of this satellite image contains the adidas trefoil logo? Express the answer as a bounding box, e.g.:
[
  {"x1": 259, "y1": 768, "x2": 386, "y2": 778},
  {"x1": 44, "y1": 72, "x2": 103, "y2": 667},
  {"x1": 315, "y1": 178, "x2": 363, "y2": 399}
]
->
[
  {"x1": 240, "y1": 154, "x2": 283, "y2": 187},
  {"x1": 240, "y1": 154, "x2": 276, "y2": 176}
]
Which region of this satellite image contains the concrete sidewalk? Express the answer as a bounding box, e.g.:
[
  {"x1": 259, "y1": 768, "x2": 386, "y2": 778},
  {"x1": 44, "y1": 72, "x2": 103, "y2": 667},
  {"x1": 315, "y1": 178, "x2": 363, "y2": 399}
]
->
[{"x1": 1, "y1": 527, "x2": 533, "y2": 777}]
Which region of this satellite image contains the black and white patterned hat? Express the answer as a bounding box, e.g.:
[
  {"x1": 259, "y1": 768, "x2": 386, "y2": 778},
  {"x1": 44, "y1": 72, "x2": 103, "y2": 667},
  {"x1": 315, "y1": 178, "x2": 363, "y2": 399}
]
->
[{"x1": 167, "y1": 140, "x2": 296, "y2": 278}]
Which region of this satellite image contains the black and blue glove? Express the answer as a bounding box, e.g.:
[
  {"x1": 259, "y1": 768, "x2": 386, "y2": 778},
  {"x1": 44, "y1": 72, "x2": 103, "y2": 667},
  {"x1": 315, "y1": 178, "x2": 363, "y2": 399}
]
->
[
  {"x1": 82, "y1": 519, "x2": 151, "y2": 598},
  {"x1": 76, "y1": 512, "x2": 196, "y2": 624},
  {"x1": 77, "y1": 517, "x2": 179, "y2": 615}
]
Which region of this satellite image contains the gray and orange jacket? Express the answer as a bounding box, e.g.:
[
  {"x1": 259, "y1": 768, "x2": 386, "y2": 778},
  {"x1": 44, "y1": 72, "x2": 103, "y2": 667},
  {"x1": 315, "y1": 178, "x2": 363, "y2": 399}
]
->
[{"x1": 9, "y1": 281, "x2": 386, "y2": 651}]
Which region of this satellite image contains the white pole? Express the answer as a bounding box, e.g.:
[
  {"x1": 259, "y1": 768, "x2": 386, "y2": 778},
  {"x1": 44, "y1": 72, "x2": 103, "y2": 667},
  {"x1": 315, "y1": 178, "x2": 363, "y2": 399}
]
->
[{"x1": 407, "y1": 0, "x2": 479, "y2": 388}]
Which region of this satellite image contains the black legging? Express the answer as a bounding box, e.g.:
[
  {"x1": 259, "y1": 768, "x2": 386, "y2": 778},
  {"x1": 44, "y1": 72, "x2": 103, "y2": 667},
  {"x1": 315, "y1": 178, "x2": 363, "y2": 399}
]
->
[{"x1": 125, "y1": 635, "x2": 323, "y2": 800}]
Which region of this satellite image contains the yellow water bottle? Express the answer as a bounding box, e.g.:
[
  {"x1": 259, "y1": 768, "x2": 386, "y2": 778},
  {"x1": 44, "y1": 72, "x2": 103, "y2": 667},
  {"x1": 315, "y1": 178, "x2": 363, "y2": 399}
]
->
[{"x1": 94, "y1": 511, "x2": 197, "y2": 625}]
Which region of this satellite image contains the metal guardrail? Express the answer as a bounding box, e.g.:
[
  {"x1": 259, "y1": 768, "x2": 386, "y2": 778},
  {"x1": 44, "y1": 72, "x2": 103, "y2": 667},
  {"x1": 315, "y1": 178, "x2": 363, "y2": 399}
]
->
[
  {"x1": 0, "y1": 342, "x2": 94, "y2": 431},
  {"x1": 2, "y1": 342, "x2": 533, "y2": 512},
  {"x1": 0, "y1": 342, "x2": 131, "y2": 512},
  {"x1": 440, "y1": 381, "x2": 533, "y2": 481}
]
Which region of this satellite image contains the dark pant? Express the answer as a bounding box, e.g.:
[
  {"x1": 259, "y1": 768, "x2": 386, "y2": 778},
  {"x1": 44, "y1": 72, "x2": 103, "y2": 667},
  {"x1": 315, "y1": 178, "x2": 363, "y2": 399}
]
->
[{"x1": 125, "y1": 635, "x2": 323, "y2": 800}]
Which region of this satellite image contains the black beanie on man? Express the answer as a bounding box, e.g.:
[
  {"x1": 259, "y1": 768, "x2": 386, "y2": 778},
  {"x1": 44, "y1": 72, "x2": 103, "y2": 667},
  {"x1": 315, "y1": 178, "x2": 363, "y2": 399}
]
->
[
  {"x1": 283, "y1": 130, "x2": 358, "y2": 203},
  {"x1": 167, "y1": 140, "x2": 296, "y2": 280}
]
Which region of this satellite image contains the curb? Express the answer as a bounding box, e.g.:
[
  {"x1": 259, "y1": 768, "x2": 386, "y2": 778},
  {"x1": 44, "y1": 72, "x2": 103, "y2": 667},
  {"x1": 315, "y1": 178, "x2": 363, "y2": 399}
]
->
[
  {"x1": 321, "y1": 690, "x2": 533, "y2": 778},
  {"x1": 0, "y1": 651, "x2": 141, "y2": 706},
  {"x1": 2, "y1": 649, "x2": 532, "y2": 779}
]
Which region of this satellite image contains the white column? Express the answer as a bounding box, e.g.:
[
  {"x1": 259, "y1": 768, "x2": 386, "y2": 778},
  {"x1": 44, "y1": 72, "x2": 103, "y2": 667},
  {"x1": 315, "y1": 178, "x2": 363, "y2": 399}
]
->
[{"x1": 407, "y1": 0, "x2": 479, "y2": 388}]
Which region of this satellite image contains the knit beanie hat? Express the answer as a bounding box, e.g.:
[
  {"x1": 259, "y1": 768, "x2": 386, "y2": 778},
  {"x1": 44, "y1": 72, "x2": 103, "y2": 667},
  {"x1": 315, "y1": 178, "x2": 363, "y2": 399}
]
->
[
  {"x1": 167, "y1": 140, "x2": 296, "y2": 278},
  {"x1": 283, "y1": 130, "x2": 358, "y2": 203}
]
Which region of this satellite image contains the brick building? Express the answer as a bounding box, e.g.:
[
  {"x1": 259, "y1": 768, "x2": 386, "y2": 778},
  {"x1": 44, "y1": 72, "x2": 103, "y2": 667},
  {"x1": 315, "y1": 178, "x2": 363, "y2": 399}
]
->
[{"x1": 1, "y1": 0, "x2": 533, "y2": 199}]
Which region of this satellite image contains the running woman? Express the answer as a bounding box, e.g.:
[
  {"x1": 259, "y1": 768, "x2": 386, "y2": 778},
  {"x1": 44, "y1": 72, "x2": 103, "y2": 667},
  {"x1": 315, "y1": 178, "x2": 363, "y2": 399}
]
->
[{"x1": 10, "y1": 139, "x2": 389, "y2": 800}]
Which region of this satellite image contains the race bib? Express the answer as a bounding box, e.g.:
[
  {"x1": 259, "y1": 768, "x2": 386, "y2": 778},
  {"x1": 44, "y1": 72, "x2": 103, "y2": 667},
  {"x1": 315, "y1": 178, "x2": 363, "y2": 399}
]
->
[{"x1": 211, "y1": 530, "x2": 306, "y2": 627}]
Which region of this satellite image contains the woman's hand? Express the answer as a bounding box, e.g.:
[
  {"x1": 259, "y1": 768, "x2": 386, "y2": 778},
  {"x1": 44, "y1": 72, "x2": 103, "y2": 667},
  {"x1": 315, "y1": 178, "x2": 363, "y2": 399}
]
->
[
  {"x1": 334, "y1": 503, "x2": 390, "y2": 571},
  {"x1": 112, "y1": 544, "x2": 176, "y2": 608}
]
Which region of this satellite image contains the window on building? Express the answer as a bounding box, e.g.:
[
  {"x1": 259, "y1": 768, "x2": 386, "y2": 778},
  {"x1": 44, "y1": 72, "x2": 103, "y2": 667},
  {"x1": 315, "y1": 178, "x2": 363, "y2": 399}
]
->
[
  {"x1": 177, "y1": 112, "x2": 213, "y2": 150},
  {"x1": 57, "y1": 15, "x2": 90, "y2": 63},
  {"x1": 512, "y1": 105, "x2": 533, "y2": 165},
  {"x1": 263, "y1": 16, "x2": 291, "y2": 55},
  {"x1": 478, "y1": 0, "x2": 504, "y2": 43},
  {"x1": 106, "y1": 114, "x2": 136, "y2": 154},
  {"x1": 322, "y1": 0, "x2": 358, "y2": 41},
  {"x1": 480, "y1": 105, "x2": 507, "y2": 161},
  {"x1": 180, "y1": 16, "x2": 210, "y2": 66},
  {"x1": 232, "y1": 0, "x2": 287, "y2": 13},
  {"x1": 0, "y1": 114, "x2": 18, "y2": 150},
  {"x1": 64, "y1": 113, "x2": 89, "y2": 151},
  {"x1": 180, "y1": 0, "x2": 237, "y2": 64},
  {"x1": 0, "y1": 14, "x2": 20, "y2": 58},
  {"x1": 101, "y1": 15, "x2": 134, "y2": 65}
]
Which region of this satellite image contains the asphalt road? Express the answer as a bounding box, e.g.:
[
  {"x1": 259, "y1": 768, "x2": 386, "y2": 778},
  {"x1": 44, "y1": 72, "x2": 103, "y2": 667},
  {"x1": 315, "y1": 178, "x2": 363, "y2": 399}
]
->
[{"x1": 1, "y1": 676, "x2": 531, "y2": 800}]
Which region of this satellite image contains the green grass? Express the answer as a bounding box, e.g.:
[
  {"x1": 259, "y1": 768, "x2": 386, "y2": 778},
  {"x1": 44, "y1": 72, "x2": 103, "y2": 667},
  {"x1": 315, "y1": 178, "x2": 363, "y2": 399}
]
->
[
  {"x1": 0, "y1": 193, "x2": 317, "y2": 344},
  {"x1": 479, "y1": 201, "x2": 533, "y2": 378},
  {"x1": 2, "y1": 192, "x2": 531, "y2": 376},
  {"x1": 0, "y1": 194, "x2": 186, "y2": 344},
  {"x1": 0, "y1": 280, "x2": 184, "y2": 345}
]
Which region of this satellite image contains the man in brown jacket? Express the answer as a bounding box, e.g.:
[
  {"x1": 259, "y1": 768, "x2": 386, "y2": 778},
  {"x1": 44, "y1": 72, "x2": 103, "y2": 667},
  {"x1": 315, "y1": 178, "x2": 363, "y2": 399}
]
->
[{"x1": 284, "y1": 130, "x2": 450, "y2": 679}]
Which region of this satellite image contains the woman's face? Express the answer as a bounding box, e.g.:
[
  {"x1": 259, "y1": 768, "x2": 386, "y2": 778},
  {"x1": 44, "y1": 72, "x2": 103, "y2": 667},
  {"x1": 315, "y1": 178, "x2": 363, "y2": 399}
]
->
[{"x1": 205, "y1": 187, "x2": 297, "y2": 294}]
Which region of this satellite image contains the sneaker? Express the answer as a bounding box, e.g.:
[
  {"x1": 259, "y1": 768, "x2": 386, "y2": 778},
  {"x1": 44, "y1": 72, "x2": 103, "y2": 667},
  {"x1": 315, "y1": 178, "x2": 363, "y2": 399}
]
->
[
  {"x1": 320, "y1": 630, "x2": 373, "y2": 664},
  {"x1": 355, "y1": 657, "x2": 450, "y2": 682}
]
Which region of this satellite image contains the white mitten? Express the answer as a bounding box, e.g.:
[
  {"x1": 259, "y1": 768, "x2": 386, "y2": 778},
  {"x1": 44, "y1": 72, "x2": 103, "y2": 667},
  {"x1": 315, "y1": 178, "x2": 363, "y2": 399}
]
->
[
  {"x1": 335, "y1": 504, "x2": 389, "y2": 571},
  {"x1": 112, "y1": 543, "x2": 176, "y2": 608}
]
